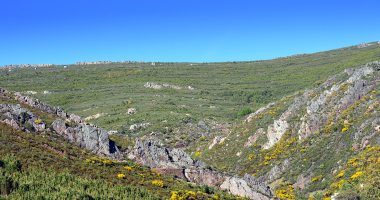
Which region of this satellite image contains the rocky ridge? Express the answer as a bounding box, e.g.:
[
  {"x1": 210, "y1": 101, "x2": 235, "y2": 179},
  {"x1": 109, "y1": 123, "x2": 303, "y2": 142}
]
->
[{"x1": 0, "y1": 89, "x2": 122, "y2": 159}]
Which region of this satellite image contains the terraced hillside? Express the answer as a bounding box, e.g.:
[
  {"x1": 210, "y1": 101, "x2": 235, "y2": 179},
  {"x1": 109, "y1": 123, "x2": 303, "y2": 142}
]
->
[
  {"x1": 2, "y1": 42, "x2": 380, "y2": 199},
  {"x1": 1, "y1": 42, "x2": 380, "y2": 151}
]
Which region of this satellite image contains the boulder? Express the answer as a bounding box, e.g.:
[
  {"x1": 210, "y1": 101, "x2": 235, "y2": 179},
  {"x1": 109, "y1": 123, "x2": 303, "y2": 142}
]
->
[{"x1": 52, "y1": 119, "x2": 67, "y2": 135}]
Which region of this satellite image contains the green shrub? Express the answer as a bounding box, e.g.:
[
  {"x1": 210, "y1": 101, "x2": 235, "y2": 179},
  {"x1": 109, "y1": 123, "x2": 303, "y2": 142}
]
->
[
  {"x1": 2, "y1": 155, "x2": 22, "y2": 173},
  {"x1": 237, "y1": 107, "x2": 252, "y2": 117}
]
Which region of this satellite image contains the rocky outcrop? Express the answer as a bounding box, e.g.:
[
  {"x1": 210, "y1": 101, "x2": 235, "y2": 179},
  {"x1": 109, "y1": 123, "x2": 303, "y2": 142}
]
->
[
  {"x1": 51, "y1": 119, "x2": 122, "y2": 159},
  {"x1": 0, "y1": 103, "x2": 45, "y2": 132},
  {"x1": 209, "y1": 136, "x2": 222, "y2": 149},
  {"x1": 244, "y1": 128, "x2": 264, "y2": 147},
  {"x1": 245, "y1": 107, "x2": 266, "y2": 123},
  {"x1": 69, "y1": 114, "x2": 83, "y2": 124},
  {"x1": 126, "y1": 139, "x2": 205, "y2": 169},
  {"x1": 129, "y1": 123, "x2": 150, "y2": 130},
  {"x1": 357, "y1": 43, "x2": 368, "y2": 48},
  {"x1": 263, "y1": 120, "x2": 288, "y2": 149},
  {"x1": 185, "y1": 168, "x2": 227, "y2": 186},
  {"x1": 144, "y1": 82, "x2": 181, "y2": 89},
  {"x1": 14, "y1": 92, "x2": 68, "y2": 118},
  {"x1": 144, "y1": 82, "x2": 162, "y2": 89},
  {"x1": 346, "y1": 66, "x2": 374, "y2": 83},
  {"x1": 220, "y1": 174, "x2": 274, "y2": 200},
  {"x1": 298, "y1": 114, "x2": 320, "y2": 140}
]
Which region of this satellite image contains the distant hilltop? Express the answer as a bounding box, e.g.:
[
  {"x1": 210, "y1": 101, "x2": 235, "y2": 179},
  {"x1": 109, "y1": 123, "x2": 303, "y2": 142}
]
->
[
  {"x1": 1, "y1": 63, "x2": 54, "y2": 70},
  {"x1": 0, "y1": 60, "x2": 148, "y2": 70}
]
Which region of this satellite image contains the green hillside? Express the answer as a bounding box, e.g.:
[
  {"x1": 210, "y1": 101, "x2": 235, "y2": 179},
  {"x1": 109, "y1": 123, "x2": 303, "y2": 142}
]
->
[{"x1": 2, "y1": 42, "x2": 380, "y2": 199}]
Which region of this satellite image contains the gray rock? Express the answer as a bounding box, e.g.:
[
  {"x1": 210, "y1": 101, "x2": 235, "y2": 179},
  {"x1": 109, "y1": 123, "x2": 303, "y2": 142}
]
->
[
  {"x1": 184, "y1": 168, "x2": 227, "y2": 186},
  {"x1": 126, "y1": 139, "x2": 205, "y2": 169},
  {"x1": 357, "y1": 43, "x2": 368, "y2": 48},
  {"x1": 51, "y1": 119, "x2": 121, "y2": 159},
  {"x1": 52, "y1": 119, "x2": 66, "y2": 135},
  {"x1": 263, "y1": 120, "x2": 288, "y2": 149},
  {"x1": 220, "y1": 174, "x2": 274, "y2": 200},
  {"x1": 69, "y1": 114, "x2": 83, "y2": 124},
  {"x1": 129, "y1": 123, "x2": 150, "y2": 130},
  {"x1": 346, "y1": 66, "x2": 374, "y2": 83},
  {"x1": 245, "y1": 106, "x2": 266, "y2": 123},
  {"x1": 298, "y1": 114, "x2": 320, "y2": 140},
  {"x1": 198, "y1": 120, "x2": 206, "y2": 128},
  {"x1": 144, "y1": 82, "x2": 161, "y2": 89},
  {"x1": 0, "y1": 103, "x2": 45, "y2": 132},
  {"x1": 266, "y1": 165, "x2": 281, "y2": 183}
]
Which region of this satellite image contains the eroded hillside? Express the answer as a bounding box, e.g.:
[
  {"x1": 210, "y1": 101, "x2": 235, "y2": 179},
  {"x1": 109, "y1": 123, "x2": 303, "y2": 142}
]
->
[{"x1": 190, "y1": 61, "x2": 380, "y2": 199}]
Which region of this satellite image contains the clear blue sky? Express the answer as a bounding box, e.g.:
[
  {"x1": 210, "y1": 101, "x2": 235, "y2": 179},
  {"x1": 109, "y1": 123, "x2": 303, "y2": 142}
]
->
[{"x1": 1, "y1": 0, "x2": 379, "y2": 66}]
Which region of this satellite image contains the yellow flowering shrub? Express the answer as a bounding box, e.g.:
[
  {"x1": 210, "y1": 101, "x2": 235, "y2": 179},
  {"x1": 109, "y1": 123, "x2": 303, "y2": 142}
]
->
[
  {"x1": 152, "y1": 180, "x2": 164, "y2": 187},
  {"x1": 118, "y1": 174, "x2": 126, "y2": 178}
]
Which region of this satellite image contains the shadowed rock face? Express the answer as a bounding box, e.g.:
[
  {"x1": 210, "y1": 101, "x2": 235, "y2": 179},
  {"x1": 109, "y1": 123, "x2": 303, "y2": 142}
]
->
[
  {"x1": 52, "y1": 119, "x2": 122, "y2": 159},
  {"x1": 220, "y1": 174, "x2": 274, "y2": 200},
  {"x1": 126, "y1": 139, "x2": 206, "y2": 169}
]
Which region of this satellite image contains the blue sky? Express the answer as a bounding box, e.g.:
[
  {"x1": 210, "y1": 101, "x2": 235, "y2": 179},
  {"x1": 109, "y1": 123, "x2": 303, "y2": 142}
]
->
[{"x1": 1, "y1": 0, "x2": 379, "y2": 66}]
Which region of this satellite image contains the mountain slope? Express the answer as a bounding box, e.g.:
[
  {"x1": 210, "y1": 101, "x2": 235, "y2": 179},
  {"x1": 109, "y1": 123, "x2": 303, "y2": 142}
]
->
[{"x1": 190, "y1": 61, "x2": 380, "y2": 199}]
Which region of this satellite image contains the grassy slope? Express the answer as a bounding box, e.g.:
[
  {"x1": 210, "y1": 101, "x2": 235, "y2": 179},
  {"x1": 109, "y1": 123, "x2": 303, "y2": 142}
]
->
[
  {"x1": 0, "y1": 94, "x2": 244, "y2": 200},
  {"x1": 1, "y1": 43, "x2": 379, "y2": 131}
]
